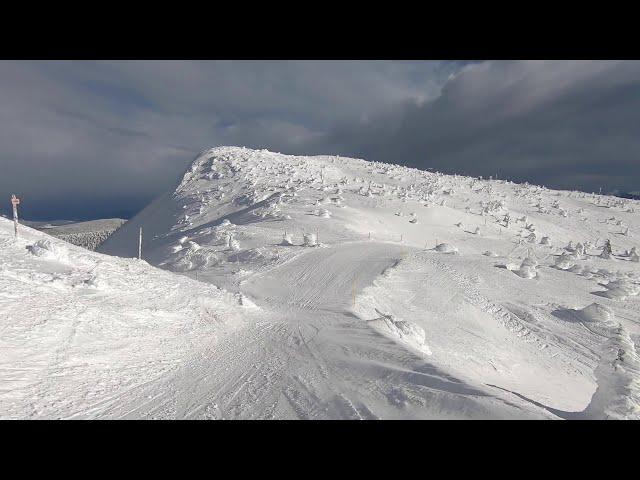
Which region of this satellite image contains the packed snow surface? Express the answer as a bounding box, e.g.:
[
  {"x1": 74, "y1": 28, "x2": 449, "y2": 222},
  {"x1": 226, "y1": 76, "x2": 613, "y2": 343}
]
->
[
  {"x1": 0, "y1": 218, "x2": 246, "y2": 418},
  {"x1": 3, "y1": 146, "x2": 640, "y2": 419}
]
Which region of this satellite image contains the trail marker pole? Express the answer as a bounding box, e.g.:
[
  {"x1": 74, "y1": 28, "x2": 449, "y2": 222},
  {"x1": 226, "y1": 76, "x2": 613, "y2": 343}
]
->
[
  {"x1": 11, "y1": 195, "x2": 20, "y2": 239},
  {"x1": 352, "y1": 274, "x2": 357, "y2": 308},
  {"x1": 138, "y1": 227, "x2": 142, "y2": 260}
]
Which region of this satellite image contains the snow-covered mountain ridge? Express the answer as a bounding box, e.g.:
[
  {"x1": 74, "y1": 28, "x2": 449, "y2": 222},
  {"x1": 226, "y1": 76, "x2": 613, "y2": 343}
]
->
[{"x1": 97, "y1": 146, "x2": 640, "y2": 418}]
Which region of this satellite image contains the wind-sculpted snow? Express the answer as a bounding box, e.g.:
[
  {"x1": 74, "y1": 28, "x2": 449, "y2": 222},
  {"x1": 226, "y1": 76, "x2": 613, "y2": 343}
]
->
[{"x1": 11, "y1": 145, "x2": 640, "y2": 418}]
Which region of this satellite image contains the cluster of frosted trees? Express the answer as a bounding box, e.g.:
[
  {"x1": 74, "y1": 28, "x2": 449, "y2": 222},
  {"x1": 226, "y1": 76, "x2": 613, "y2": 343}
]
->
[{"x1": 54, "y1": 229, "x2": 118, "y2": 251}]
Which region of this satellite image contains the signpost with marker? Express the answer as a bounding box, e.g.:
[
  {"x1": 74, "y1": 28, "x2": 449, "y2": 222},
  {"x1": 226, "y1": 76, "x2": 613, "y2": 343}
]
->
[{"x1": 11, "y1": 195, "x2": 20, "y2": 239}]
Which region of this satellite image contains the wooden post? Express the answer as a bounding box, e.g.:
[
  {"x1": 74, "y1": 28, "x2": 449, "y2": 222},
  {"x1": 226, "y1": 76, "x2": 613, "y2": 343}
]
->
[
  {"x1": 138, "y1": 227, "x2": 142, "y2": 260},
  {"x1": 11, "y1": 195, "x2": 20, "y2": 239}
]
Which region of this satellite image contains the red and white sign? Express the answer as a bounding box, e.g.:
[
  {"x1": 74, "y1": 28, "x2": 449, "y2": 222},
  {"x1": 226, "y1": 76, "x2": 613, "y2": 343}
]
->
[{"x1": 11, "y1": 195, "x2": 20, "y2": 239}]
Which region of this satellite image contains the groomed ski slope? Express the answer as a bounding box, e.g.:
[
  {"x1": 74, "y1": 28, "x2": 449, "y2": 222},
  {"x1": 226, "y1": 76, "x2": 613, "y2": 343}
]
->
[
  {"x1": 2, "y1": 145, "x2": 639, "y2": 419},
  {"x1": 0, "y1": 218, "x2": 552, "y2": 419},
  {"x1": 2, "y1": 217, "x2": 557, "y2": 419},
  {"x1": 87, "y1": 239, "x2": 558, "y2": 420}
]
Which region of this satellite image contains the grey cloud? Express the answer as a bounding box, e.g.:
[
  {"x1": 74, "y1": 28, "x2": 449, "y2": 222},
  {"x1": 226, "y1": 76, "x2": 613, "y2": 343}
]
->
[
  {"x1": 309, "y1": 60, "x2": 640, "y2": 194},
  {"x1": 1, "y1": 60, "x2": 637, "y2": 221},
  {"x1": 0, "y1": 60, "x2": 459, "y2": 220}
]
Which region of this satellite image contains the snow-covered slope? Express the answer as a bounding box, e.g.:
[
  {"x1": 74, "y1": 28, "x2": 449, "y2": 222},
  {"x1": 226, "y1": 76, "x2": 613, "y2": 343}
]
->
[
  {"x1": 1, "y1": 215, "x2": 549, "y2": 420},
  {"x1": 0, "y1": 217, "x2": 247, "y2": 419},
  {"x1": 98, "y1": 146, "x2": 640, "y2": 419}
]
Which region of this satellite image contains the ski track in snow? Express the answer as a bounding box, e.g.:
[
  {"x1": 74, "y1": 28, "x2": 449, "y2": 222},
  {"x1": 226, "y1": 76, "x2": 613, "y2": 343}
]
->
[{"x1": 87, "y1": 242, "x2": 553, "y2": 419}]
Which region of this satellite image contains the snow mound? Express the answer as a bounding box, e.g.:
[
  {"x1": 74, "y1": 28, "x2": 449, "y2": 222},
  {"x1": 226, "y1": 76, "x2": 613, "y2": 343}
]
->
[
  {"x1": 600, "y1": 279, "x2": 640, "y2": 300},
  {"x1": 303, "y1": 233, "x2": 318, "y2": 247},
  {"x1": 435, "y1": 243, "x2": 458, "y2": 254},
  {"x1": 314, "y1": 208, "x2": 332, "y2": 218},
  {"x1": 26, "y1": 239, "x2": 69, "y2": 261},
  {"x1": 584, "y1": 324, "x2": 640, "y2": 420},
  {"x1": 579, "y1": 303, "x2": 616, "y2": 324},
  {"x1": 373, "y1": 309, "x2": 431, "y2": 356},
  {"x1": 234, "y1": 292, "x2": 259, "y2": 309},
  {"x1": 554, "y1": 252, "x2": 576, "y2": 270},
  {"x1": 506, "y1": 256, "x2": 538, "y2": 279},
  {"x1": 280, "y1": 233, "x2": 294, "y2": 246}
]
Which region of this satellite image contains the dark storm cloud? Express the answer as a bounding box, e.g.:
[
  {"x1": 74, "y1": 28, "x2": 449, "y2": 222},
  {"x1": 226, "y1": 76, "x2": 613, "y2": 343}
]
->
[
  {"x1": 0, "y1": 60, "x2": 458, "y2": 220},
  {"x1": 309, "y1": 60, "x2": 640, "y2": 194},
  {"x1": 1, "y1": 60, "x2": 638, "y2": 220}
]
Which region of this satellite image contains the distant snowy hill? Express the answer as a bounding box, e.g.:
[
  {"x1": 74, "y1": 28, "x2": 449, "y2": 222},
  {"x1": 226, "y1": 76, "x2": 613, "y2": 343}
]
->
[
  {"x1": 618, "y1": 192, "x2": 640, "y2": 201},
  {"x1": 96, "y1": 146, "x2": 640, "y2": 419},
  {"x1": 27, "y1": 218, "x2": 126, "y2": 251}
]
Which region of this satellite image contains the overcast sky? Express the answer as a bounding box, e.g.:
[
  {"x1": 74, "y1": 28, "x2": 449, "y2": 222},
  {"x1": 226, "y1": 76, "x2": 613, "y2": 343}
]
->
[{"x1": 1, "y1": 60, "x2": 639, "y2": 220}]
